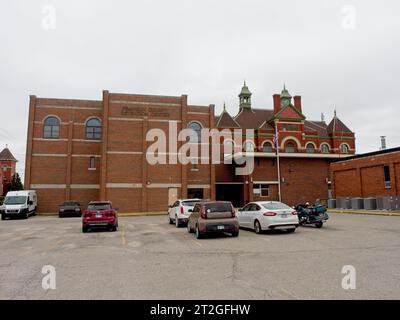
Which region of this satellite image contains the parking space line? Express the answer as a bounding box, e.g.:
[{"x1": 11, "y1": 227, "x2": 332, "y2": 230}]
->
[
  {"x1": 259, "y1": 237, "x2": 271, "y2": 242},
  {"x1": 191, "y1": 239, "x2": 203, "y2": 247}
]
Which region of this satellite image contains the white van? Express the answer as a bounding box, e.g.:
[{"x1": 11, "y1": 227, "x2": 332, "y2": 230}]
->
[{"x1": 1, "y1": 190, "x2": 37, "y2": 220}]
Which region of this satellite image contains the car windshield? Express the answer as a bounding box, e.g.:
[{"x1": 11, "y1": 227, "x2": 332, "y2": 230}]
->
[
  {"x1": 205, "y1": 203, "x2": 232, "y2": 213},
  {"x1": 261, "y1": 202, "x2": 291, "y2": 210},
  {"x1": 4, "y1": 196, "x2": 27, "y2": 205},
  {"x1": 88, "y1": 203, "x2": 111, "y2": 210},
  {"x1": 182, "y1": 200, "x2": 199, "y2": 207},
  {"x1": 63, "y1": 201, "x2": 79, "y2": 206}
]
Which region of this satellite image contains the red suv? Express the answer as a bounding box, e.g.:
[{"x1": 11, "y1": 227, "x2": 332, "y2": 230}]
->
[{"x1": 82, "y1": 201, "x2": 118, "y2": 233}]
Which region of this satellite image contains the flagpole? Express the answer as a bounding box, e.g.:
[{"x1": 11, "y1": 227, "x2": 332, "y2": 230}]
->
[{"x1": 275, "y1": 123, "x2": 282, "y2": 202}]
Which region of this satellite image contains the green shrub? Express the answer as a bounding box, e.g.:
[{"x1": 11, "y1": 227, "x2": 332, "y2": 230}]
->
[{"x1": 0, "y1": 196, "x2": 4, "y2": 205}]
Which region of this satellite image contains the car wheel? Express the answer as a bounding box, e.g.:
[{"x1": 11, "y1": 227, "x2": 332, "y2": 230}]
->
[
  {"x1": 111, "y1": 226, "x2": 117, "y2": 232},
  {"x1": 82, "y1": 226, "x2": 88, "y2": 233},
  {"x1": 286, "y1": 228, "x2": 296, "y2": 233},
  {"x1": 196, "y1": 225, "x2": 203, "y2": 239},
  {"x1": 175, "y1": 216, "x2": 180, "y2": 228},
  {"x1": 254, "y1": 220, "x2": 262, "y2": 234},
  {"x1": 315, "y1": 222, "x2": 323, "y2": 228},
  {"x1": 168, "y1": 214, "x2": 173, "y2": 224},
  {"x1": 24, "y1": 211, "x2": 29, "y2": 219},
  {"x1": 1, "y1": 214, "x2": 5, "y2": 221},
  {"x1": 231, "y1": 231, "x2": 239, "y2": 237},
  {"x1": 187, "y1": 222, "x2": 193, "y2": 233}
]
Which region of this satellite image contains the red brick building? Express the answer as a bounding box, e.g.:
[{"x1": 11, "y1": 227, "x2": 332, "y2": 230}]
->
[
  {"x1": 25, "y1": 84, "x2": 355, "y2": 213},
  {"x1": 0, "y1": 146, "x2": 18, "y2": 196},
  {"x1": 331, "y1": 147, "x2": 400, "y2": 198},
  {"x1": 25, "y1": 92, "x2": 215, "y2": 213},
  {"x1": 215, "y1": 84, "x2": 355, "y2": 206}
]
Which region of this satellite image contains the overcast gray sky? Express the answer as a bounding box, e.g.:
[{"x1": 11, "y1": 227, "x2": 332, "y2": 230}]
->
[{"x1": 1, "y1": 0, "x2": 399, "y2": 178}]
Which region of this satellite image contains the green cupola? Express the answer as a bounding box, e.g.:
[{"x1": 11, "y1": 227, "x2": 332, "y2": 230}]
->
[
  {"x1": 280, "y1": 84, "x2": 292, "y2": 108},
  {"x1": 239, "y1": 81, "x2": 252, "y2": 110}
]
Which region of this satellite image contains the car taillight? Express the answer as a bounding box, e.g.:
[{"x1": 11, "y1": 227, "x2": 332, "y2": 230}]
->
[
  {"x1": 292, "y1": 211, "x2": 297, "y2": 215},
  {"x1": 84, "y1": 211, "x2": 91, "y2": 218},
  {"x1": 105, "y1": 212, "x2": 113, "y2": 217},
  {"x1": 200, "y1": 209, "x2": 207, "y2": 219},
  {"x1": 180, "y1": 206, "x2": 184, "y2": 215},
  {"x1": 232, "y1": 210, "x2": 236, "y2": 218},
  {"x1": 263, "y1": 212, "x2": 277, "y2": 217}
]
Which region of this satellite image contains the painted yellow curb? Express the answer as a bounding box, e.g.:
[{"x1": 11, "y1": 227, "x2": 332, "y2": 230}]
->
[{"x1": 328, "y1": 210, "x2": 400, "y2": 217}]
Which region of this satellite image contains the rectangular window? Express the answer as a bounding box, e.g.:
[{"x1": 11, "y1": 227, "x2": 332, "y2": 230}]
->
[
  {"x1": 89, "y1": 157, "x2": 96, "y2": 170},
  {"x1": 383, "y1": 165, "x2": 391, "y2": 188},
  {"x1": 282, "y1": 124, "x2": 299, "y2": 132},
  {"x1": 253, "y1": 184, "x2": 269, "y2": 197}
]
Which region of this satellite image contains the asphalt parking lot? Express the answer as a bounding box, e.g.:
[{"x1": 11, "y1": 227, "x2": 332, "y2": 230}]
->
[{"x1": 0, "y1": 213, "x2": 399, "y2": 300}]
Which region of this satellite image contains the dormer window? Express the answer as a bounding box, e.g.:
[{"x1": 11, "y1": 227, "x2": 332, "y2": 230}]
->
[
  {"x1": 285, "y1": 141, "x2": 297, "y2": 153},
  {"x1": 306, "y1": 143, "x2": 315, "y2": 153},
  {"x1": 340, "y1": 144, "x2": 349, "y2": 154},
  {"x1": 244, "y1": 141, "x2": 255, "y2": 152}
]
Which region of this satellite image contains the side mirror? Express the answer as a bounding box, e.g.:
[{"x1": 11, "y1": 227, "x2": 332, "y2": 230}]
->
[
  {"x1": 188, "y1": 209, "x2": 193, "y2": 213},
  {"x1": 238, "y1": 208, "x2": 243, "y2": 212}
]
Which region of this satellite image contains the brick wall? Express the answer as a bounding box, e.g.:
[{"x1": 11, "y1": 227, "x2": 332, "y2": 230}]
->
[
  {"x1": 26, "y1": 92, "x2": 214, "y2": 213},
  {"x1": 331, "y1": 150, "x2": 400, "y2": 198}
]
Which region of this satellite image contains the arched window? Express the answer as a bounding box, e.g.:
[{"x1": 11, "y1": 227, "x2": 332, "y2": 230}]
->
[
  {"x1": 306, "y1": 143, "x2": 315, "y2": 154},
  {"x1": 340, "y1": 144, "x2": 349, "y2": 154},
  {"x1": 244, "y1": 141, "x2": 255, "y2": 152},
  {"x1": 86, "y1": 118, "x2": 102, "y2": 140},
  {"x1": 321, "y1": 144, "x2": 330, "y2": 154},
  {"x1": 188, "y1": 122, "x2": 202, "y2": 143},
  {"x1": 285, "y1": 141, "x2": 297, "y2": 153},
  {"x1": 223, "y1": 140, "x2": 235, "y2": 155},
  {"x1": 43, "y1": 117, "x2": 60, "y2": 139},
  {"x1": 262, "y1": 141, "x2": 273, "y2": 153}
]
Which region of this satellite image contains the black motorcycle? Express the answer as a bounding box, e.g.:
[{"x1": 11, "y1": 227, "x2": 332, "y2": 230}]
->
[{"x1": 295, "y1": 203, "x2": 329, "y2": 228}]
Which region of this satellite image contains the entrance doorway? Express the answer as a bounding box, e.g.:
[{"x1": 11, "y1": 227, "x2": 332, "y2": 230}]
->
[
  {"x1": 216, "y1": 184, "x2": 244, "y2": 208},
  {"x1": 188, "y1": 188, "x2": 204, "y2": 199},
  {"x1": 168, "y1": 188, "x2": 178, "y2": 206}
]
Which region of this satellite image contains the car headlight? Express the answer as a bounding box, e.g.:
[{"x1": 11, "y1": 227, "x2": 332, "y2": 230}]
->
[
  {"x1": 60, "y1": 208, "x2": 65, "y2": 212},
  {"x1": 75, "y1": 208, "x2": 80, "y2": 212}
]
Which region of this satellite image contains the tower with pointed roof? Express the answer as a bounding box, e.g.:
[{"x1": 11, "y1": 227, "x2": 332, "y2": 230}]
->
[
  {"x1": 0, "y1": 145, "x2": 18, "y2": 196},
  {"x1": 280, "y1": 84, "x2": 292, "y2": 108},
  {"x1": 239, "y1": 81, "x2": 252, "y2": 110}
]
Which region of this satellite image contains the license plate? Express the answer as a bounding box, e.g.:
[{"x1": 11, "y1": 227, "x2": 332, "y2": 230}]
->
[
  {"x1": 280, "y1": 214, "x2": 288, "y2": 218},
  {"x1": 217, "y1": 226, "x2": 225, "y2": 230},
  {"x1": 96, "y1": 214, "x2": 102, "y2": 218}
]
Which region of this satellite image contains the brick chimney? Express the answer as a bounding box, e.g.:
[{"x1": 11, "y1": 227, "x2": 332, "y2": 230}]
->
[
  {"x1": 294, "y1": 96, "x2": 302, "y2": 113},
  {"x1": 273, "y1": 94, "x2": 281, "y2": 115}
]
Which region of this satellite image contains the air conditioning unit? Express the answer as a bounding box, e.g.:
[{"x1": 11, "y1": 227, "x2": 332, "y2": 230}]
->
[
  {"x1": 376, "y1": 197, "x2": 396, "y2": 210},
  {"x1": 351, "y1": 198, "x2": 364, "y2": 210},
  {"x1": 394, "y1": 197, "x2": 400, "y2": 210},
  {"x1": 363, "y1": 198, "x2": 377, "y2": 210},
  {"x1": 337, "y1": 197, "x2": 351, "y2": 209},
  {"x1": 328, "y1": 199, "x2": 336, "y2": 209}
]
